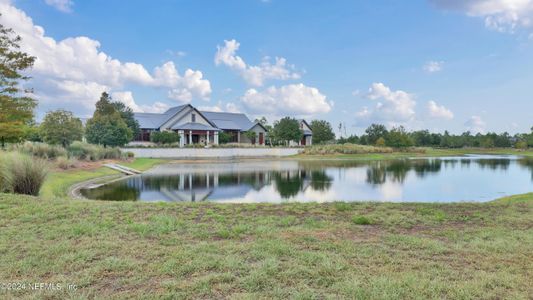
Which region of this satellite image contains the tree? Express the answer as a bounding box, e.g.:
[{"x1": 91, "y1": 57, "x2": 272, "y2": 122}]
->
[
  {"x1": 218, "y1": 132, "x2": 231, "y2": 144},
  {"x1": 310, "y1": 120, "x2": 335, "y2": 144},
  {"x1": 85, "y1": 92, "x2": 132, "y2": 147},
  {"x1": 273, "y1": 117, "x2": 302, "y2": 145},
  {"x1": 40, "y1": 110, "x2": 83, "y2": 147},
  {"x1": 0, "y1": 21, "x2": 37, "y2": 148},
  {"x1": 112, "y1": 101, "x2": 140, "y2": 138},
  {"x1": 385, "y1": 126, "x2": 413, "y2": 148},
  {"x1": 364, "y1": 124, "x2": 388, "y2": 145},
  {"x1": 245, "y1": 130, "x2": 257, "y2": 144}
]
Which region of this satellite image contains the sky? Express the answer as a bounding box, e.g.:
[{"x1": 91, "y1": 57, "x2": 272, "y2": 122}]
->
[{"x1": 1, "y1": 0, "x2": 533, "y2": 135}]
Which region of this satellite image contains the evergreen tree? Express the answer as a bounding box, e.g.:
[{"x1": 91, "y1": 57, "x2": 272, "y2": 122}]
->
[{"x1": 85, "y1": 92, "x2": 132, "y2": 147}]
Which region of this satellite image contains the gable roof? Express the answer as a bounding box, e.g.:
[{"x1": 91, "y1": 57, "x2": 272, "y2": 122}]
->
[
  {"x1": 133, "y1": 105, "x2": 188, "y2": 129},
  {"x1": 298, "y1": 119, "x2": 313, "y2": 135},
  {"x1": 200, "y1": 111, "x2": 260, "y2": 131}
]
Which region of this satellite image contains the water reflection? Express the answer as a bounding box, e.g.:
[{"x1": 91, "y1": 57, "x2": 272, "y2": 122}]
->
[{"x1": 81, "y1": 155, "x2": 533, "y2": 203}]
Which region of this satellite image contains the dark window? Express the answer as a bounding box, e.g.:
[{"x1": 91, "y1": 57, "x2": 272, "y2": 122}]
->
[{"x1": 192, "y1": 114, "x2": 196, "y2": 122}]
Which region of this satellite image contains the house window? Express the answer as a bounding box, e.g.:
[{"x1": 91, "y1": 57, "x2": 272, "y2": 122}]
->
[{"x1": 192, "y1": 114, "x2": 196, "y2": 122}]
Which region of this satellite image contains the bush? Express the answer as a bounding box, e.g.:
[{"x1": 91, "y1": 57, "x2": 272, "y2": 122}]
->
[
  {"x1": 56, "y1": 156, "x2": 77, "y2": 170},
  {"x1": 11, "y1": 141, "x2": 67, "y2": 160},
  {"x1": 352, "y1": 215, "x2": 373, "y2": 225},
  {"x1": 150, "y1": 131, "x2": 180, "y2": 145},
  {"x1": 67, "y1": 141, "x2": 122, "y2": 161},
  {"x1": 0, "y1": 152, "x2": 48, "y2": 196},
  {"x1": 515, "y1": 140, "x2": 528, "y2": 150}
]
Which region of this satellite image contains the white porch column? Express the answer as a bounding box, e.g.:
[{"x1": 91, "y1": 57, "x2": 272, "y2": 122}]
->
[
  {"x1": 214, "y1": 131, "x2": 219, "y2": 145},
  {"x1": 206, "y1": 173, "x2": 210, "y2": 188},
  {"x1": 237, "y1": 131, "x2": 241, "y2": 143},
  {"x1": 178, "y1": 130, "x2": 185, "y2": 148},
  {"x1": 189, "y1": 130, "x2": 192, "y2": 145},
  {"x1": 206, "y1": 131, "x2": 210, "y2": 144},
  {"x1": 214, "y1": 173, "x2": 219, "y2": 187}
]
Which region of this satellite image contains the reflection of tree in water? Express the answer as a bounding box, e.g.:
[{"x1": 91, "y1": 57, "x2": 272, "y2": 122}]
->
[
  {"x1": 412, "y1": 159, "x2": 442, "y2": 178},
  {"x1": 476, "y1": 159, "x2": 510, "y2": 171},
  {"x1": 518, "y1": 158, "x2": 533, "y2": 181},
  {"x1": 310, "y1": 170, "x2": 333, "y2": 191},
  {"x1": 366, "y1": 159, "x2": 443, "y2": 185},
  {"x1": 273, "y1": 170, "x2": 306, "y2": 198},
  {"x1": 81, "y1": 180, "x2": 140, "y2": 201}
]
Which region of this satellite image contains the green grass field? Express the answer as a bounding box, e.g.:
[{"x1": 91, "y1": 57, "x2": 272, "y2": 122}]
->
[
  {"x1": 0, "y1": 193, "x2": 531, "y2": 299},
  {"x1": 1, "y1": 153, "x2": 532, "y2": 299}
]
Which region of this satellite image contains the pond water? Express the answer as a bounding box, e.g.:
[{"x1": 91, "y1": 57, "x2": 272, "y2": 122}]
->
[{"x1": 81, "y1": 155, "x2": 533, "y2": 203}]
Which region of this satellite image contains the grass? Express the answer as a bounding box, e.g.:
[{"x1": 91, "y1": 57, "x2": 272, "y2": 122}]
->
[
  {"x1": 297, "y1": 147, "x2": 533, "y2": 160},
  {"x1": 0, "y1": 193, "x2": 531, "y2": 299},
  {"x1": 40, "y1": 158, "x2": 165, "y2": 198}
]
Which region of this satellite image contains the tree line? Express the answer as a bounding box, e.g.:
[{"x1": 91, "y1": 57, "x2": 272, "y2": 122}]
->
[{"x1": 1, "y1": 20, "x2": 531, "y2": 150}]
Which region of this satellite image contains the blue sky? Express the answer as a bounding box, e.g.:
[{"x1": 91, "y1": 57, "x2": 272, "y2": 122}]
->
[{"x1": 3, "y1": 0, "x2": 533, "y2": 135}]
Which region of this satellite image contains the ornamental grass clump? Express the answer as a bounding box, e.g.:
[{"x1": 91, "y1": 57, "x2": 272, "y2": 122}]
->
[
  {"x1": 67, "y1": 141, "x2": 122, "y2": 161},
  {"x1": 12, "y1": 141, "x2": 67, "y2": 160},
  {"x1": 0, "y1": 152, "x2": 48, "y2": 196}
]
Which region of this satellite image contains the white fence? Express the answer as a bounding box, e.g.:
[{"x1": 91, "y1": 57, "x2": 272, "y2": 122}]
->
[{"x1": 122, "y1": 147, "x2": 302, "y2": 158}]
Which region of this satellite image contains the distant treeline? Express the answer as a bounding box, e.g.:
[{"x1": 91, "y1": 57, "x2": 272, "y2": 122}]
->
[{"x1": 334, "y1": 124, "x2": 533, "y2": 148}]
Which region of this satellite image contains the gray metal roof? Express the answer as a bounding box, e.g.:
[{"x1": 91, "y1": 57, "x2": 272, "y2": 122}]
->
[
  {"x1": 171, "y1": 122, "x2": 220, "y2": 131},
  {"x1": 133, "y1": 105, "x2": 187, "y2": 129},
  {"x1": 200, "y1": 111, "x2": 256, "y2": 131}
]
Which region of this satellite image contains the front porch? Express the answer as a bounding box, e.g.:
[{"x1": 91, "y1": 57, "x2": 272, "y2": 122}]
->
[{"x1": 176, "y1": 129, "x2": 220, "y2": 147}]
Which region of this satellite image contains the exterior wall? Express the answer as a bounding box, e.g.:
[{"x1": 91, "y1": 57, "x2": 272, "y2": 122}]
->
[
  {"x1": 123, "y1": 147, "x2": 303, "y2": 158},
  {"x1": 239, "y1": 124, "x2": 267, "y2": 145},
  {"x1": 305, "y1": 135, "x2": 312, "y2": 146}
]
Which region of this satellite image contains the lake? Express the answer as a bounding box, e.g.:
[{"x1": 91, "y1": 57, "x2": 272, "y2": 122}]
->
[{"x1": 81, "y1": 155, "x2": 533, "y2": 203}]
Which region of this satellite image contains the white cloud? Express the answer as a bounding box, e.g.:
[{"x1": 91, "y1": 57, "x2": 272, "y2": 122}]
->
[
  {"x1": 431, "y1": 0, "x2": 533, "y2": 33},
  {"x1": 197, "y1": 102, "x2": 241, "y2": 113},
  {"x1": 111, "y1": 91, "x2": 170, "y2": 113},
  {"x1": 215, "y1": 39, "x2": 300, "y2": 86},
  {"x1": 465, "y1": 115, "x2": 487, "y2": 133},
  {"x1": 240, "y1": 83, "x2": 332, "y2": 117},
  {"x1": 0, "y1": 2, "x2": 211, "y2": 115},
  {"x1": 44, "y1": 0, "x2": 73, "y2": 13},
  {"x1": 423, "y1": 61, "x2": 444, "y2": 73},
  {"x1": 355, "y1": 83, "x2": 416, "y2": 125},
  {"x1": 427, "y1": 100, "x2": 454, "y2": 119}
]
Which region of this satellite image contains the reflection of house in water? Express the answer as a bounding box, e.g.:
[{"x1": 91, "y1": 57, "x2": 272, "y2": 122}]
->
[{"x1": 136, "y1": 171, "x2": 273, "y2": 202}]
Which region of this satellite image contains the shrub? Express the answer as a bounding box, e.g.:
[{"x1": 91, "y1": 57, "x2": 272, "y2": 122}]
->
[
  {"x1": 352, "y1": 215, "x2": 373, "y2": 225},
  {"x1": 56, "y1": 156, "x2": 77, "y2": 170},
  {"x1": 515, "y1": 140, "x2": 528, "y2": 150},
  {"x1": 12, "y1": 141, "x2": 67, "y2": 160},
  {"x1": 1, "y1": 152, "x2": 48, "y2": 196},
  {"x1": 67, "y1": 141, "x2": 122, "y2": 161},
  {"x1": 150, "y1": 131, "x2": 180, "y2": 145}
]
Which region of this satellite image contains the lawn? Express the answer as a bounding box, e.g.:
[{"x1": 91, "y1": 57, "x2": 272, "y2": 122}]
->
[{"x1": 0, "y1": 193, "x2": 531, "y2": 299}]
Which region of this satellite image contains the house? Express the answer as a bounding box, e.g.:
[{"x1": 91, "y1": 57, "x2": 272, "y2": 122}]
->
[
  {"x1": 288, "y1": 119, "x2": 313, "y2": 146},
  {"x1": 201, "y1": 111, "x2": 267, "y2": 145},
  {"x1": 131, "y1": 104, "x2": 268, "y2": 146}
]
